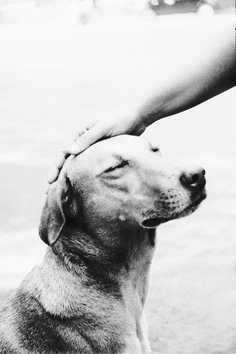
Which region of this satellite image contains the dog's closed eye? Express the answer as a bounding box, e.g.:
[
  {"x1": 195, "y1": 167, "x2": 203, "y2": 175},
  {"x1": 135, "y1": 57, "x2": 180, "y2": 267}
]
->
[
  {"x1": 104, "y1": 160, "x2": 128, "y2": 173},
  {"x1": 151, "y1": 147, "x2": 160, "y2": 153}
]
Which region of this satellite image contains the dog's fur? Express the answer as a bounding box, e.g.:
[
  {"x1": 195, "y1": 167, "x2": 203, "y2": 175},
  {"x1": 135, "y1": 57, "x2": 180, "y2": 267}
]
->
[{"x1": 0, "y1": 135, "x2": 206, "y2": 353}]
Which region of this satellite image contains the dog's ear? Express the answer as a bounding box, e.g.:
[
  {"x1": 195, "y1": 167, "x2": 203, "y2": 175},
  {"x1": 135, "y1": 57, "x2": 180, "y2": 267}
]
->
[{"x1": 39, "y1": 175, "x2": 71, "y2": 246}]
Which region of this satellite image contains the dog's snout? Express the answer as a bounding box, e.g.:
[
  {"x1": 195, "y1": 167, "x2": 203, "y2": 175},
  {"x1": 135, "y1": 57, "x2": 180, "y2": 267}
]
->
[{"x1": 180, "y1": 168, "x2": 206, "y2": 191}]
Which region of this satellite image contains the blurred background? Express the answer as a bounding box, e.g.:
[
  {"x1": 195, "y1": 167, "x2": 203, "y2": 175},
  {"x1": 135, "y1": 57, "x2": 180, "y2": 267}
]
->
[{"x1": 0, "y1": 0, "x2": 235, "y2": 353}]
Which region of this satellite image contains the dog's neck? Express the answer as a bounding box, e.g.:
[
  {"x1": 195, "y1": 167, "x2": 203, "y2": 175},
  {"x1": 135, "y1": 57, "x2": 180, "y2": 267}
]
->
[
  {"x1": 39, "y1": 225, "x2": 156, "y2": 317},
  {"x1": 54, "y1": 223, "x2": 156, "y2": 282}
]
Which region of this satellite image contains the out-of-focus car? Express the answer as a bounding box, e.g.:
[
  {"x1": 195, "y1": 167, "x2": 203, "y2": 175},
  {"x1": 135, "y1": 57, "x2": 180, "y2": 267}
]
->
[{"x1": 147, "y1": 0, "x2": 233, "y2": 15}]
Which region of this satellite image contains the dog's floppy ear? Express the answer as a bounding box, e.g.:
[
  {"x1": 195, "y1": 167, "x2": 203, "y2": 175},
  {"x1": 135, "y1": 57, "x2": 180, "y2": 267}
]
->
[{"x1": 39, "y1": 175, "x2": 70, "y2": 246}]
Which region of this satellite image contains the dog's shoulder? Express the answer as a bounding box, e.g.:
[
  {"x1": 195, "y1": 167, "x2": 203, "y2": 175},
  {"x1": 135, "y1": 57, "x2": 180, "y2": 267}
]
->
[
  {"x1": 0, "y1": 264, "x2": 125, "y2": 354},
  {"x1": 0, "y1": 267, "x2": 78, "y2": 353}
]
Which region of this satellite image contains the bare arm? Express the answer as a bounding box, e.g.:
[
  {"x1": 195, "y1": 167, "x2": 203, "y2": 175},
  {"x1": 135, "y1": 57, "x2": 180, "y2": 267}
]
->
[
  {"x1": 137, "y1": 25, "x2": 235, "y2": 126},
  {"x1": 48, "y1": 25, "x2": 235, "y2": 183}
]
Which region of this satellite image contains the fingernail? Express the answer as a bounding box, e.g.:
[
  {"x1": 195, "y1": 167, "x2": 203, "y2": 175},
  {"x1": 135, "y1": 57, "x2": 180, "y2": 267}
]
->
[{"x1": 47, "y1": 166, "x2": 59, "y2": 184}]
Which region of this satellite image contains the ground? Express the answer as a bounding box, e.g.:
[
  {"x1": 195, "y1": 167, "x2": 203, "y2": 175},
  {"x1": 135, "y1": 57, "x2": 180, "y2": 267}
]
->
[{"x1": 0, "y1": 5, "x2": 235, "y2": 353}]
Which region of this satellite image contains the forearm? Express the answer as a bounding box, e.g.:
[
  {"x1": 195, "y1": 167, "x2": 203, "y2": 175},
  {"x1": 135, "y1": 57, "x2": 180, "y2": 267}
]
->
[
  {"x1": 136, "y1": 25, "x2": 235, "y2": 127},
  {"x1": 48, "y1": 27, "x2": 235, "y2": 184}
]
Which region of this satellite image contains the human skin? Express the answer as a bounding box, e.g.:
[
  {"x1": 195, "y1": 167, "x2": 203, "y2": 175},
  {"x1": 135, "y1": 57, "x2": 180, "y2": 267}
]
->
[{"x1": 48, "y1": 25, "x2": 235, "y2": 184}]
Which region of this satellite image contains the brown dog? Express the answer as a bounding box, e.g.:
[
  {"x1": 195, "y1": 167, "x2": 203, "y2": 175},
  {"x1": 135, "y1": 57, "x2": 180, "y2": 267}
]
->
[{"x1": 0, "y1": 135, "x2": 206, "y2": 353}]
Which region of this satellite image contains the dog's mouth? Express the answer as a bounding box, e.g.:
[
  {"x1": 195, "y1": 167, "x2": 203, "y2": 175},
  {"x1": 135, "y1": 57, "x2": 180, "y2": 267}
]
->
[
  {"x1": 141, "y1": 217, "x2": 166, "y2": 229},
  {"x1": 141, "y1": 190, "x2": 206, "y2": 229}
]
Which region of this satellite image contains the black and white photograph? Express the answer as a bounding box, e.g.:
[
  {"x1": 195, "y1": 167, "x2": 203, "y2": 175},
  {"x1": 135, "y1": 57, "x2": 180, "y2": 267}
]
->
[{"x1": 0, "y1": 0, "x2": 235, "y2": 353}]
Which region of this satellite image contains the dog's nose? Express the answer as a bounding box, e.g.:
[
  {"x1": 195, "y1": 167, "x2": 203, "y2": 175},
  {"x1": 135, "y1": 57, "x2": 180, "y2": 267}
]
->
[{"x1": 180, "y1": 168, "x2": 206, "y2": 191}]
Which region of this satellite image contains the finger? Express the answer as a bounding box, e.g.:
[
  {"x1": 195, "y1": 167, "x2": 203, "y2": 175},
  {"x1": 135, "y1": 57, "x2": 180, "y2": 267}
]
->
[
  {"x1": 47, "y1": 166, "x2": 60, "y2": 184},
  {"x1": 74, "y1": 119, "x2": 97, "y2": 141},
  {"x1": 65, "y1": 124, "x2": 107, "y2": 155},
  {"x1": 55, "y1": 151, "x2": 70, "y2": 169},
  {"x1": 47, "y1": 152, "x2": 69, "y2": 184}
]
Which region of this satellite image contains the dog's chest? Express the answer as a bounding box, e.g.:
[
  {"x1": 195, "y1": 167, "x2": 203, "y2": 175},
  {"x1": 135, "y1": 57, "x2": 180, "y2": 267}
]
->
[
  {"x1": 120, "y1": 237, "x2": 154, "y2": 353},
  {"x1": 125, "y1": 232, "x2": 155, "y2": 301}
]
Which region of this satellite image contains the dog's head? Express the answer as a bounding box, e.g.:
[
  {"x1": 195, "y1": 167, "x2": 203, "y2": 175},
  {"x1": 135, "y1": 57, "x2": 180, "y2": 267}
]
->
[{"x1": 39, "y1": 135, "x2": 206, "y2": 246}]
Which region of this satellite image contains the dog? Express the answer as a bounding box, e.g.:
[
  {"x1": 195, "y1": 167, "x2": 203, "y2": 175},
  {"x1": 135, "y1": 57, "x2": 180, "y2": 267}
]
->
[{"x1": 0, "y1": 135, "x2": 206, "y2": 353}]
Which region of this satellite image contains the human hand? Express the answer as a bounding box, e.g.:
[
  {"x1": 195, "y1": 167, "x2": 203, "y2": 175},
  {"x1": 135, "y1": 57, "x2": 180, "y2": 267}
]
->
[{"x1": 47, "y1": 112, "x2": 146, "y2": 184}]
